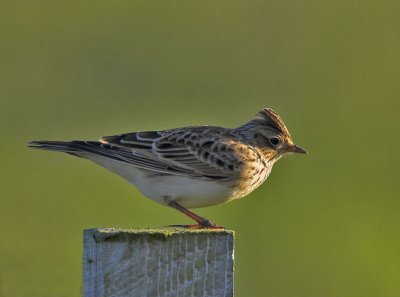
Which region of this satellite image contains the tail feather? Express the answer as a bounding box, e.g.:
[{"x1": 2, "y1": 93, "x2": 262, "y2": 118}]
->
[
  {"x1": 28, "y1": 139, "x2": 157, "y2": 164},
  {"x1": 27, "y1": 140, "x2": 124, "y2": 160},
  {"x1": 27, "y1": 140, "x2": 78, "y2": 153}
]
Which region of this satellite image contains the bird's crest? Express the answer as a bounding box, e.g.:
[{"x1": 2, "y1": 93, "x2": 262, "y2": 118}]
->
[{"x1": 256, "y1": 108, "x2": 291, "y2": 138}]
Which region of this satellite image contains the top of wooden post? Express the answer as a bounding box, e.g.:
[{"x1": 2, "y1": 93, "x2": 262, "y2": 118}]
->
[
  {"x1": 87, "y1": 227, "x2": 234, "y2": 242},
  {"x1": 83, "y1": 227, "x2": 235, "y2": 297}
]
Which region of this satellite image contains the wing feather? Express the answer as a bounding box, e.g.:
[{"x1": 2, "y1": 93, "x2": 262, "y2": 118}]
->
[
  {"x1": 70, "y1": 141, "x2": 195, "y2": 176},
  {"x1": 100, "y1": 127, "x2": 245, "y2": 180}
]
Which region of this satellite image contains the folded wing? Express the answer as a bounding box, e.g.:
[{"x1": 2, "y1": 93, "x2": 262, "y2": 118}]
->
[{"x1": 101, "y1": 127, "x2": 244, "y2": 180}]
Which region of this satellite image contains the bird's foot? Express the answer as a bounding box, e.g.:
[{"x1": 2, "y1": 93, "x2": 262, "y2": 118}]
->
[
  {"x1": 167, "y1": 200, "x2": 225, "y2": 229},
  {"x1": 167, "y1": 223, "x2": 225, "y2": 230}
]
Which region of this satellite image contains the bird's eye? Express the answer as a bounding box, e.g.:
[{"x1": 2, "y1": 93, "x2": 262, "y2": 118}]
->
[{"x1": 269, "y1": 136, "x2": 280, "y2": 146}]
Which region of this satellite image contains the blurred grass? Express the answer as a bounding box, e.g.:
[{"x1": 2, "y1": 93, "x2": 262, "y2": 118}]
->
[{"x1": 0, "y1": 0, "x2": 399, "y2": 296}]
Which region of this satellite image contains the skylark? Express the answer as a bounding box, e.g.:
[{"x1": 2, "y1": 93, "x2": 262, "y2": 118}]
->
[{"x1": 29, "y1": 108, "x2": 306, "y2": 228}]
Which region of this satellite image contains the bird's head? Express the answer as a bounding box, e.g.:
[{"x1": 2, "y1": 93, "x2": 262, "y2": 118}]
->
[{"x1": 239, "y1": 108, "x2": 307, "y2": 160}]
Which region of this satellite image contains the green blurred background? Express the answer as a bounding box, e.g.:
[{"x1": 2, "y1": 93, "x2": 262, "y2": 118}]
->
[{"x1": 1, "y1": 1, "x2": 399, "y2": 296}]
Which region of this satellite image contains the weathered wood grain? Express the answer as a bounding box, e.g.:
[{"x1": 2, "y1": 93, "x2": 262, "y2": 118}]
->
[{"x1": 83, "y1": 228, "x2": 234, "y2": 297}]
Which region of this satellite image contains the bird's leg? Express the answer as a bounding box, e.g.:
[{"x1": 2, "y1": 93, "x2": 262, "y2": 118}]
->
[{"x1": 168, "y1": 201, "x2": 224, "y2": 229}]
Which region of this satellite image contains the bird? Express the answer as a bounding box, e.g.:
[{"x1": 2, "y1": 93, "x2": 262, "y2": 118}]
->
[{"x1": 28, "y1": 108, "x2": 307, "y2": 229}]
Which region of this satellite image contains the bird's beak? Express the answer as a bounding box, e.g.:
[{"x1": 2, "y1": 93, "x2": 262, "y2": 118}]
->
[{"x1": 288, "y1": 144, "x2": 308, "y2": 154}]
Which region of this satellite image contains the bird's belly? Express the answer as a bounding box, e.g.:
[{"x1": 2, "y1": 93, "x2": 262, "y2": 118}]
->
[
  {"x1": 133, "y1": 173, "x2": 236, "y2": 208},
  {"x1": 86, "y1": 156, "x2": 236, "y2": 208},
  {"x1": 87, "y1": 155, "x2": 271, "y2": 209}
]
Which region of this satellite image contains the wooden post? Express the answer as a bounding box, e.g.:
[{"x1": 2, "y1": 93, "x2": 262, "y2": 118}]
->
[{"x1": 83, "y1": 228, "x2": 234, "y2": 297}]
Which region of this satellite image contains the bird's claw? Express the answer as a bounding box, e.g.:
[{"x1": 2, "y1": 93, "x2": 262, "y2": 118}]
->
[{"x1": 167, "y1": 223, "x2": 225, "y2": 230}]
